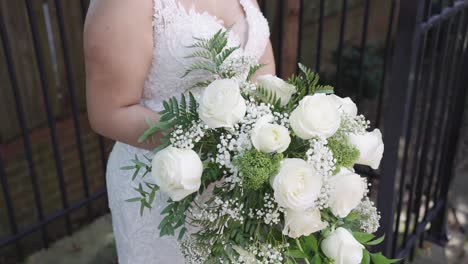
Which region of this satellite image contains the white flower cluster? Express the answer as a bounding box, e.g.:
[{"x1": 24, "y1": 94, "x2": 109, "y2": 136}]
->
[
  {"x1": 315, "y1": 180, "x2": 332, "y2": 210},
  {"x1": 170, "y1": 121, "x2": 207, "y2": 149},
  {"x1": 353, "y1": 197, "x2": 381, "y2": 233},
  {"x1": 248, "y1": 193, "x2": 282, "y2": 225},
  {"x1": 306, "y1": 137, "x2": 336, "y2": 178},
  {"x1": 219, "y1": 55, "x2": 256, "y2": 79},
  {"x1": 272, "y1": 111, "x2": 289, "y2": 128},
  {"x1": 214, "y1": 99, "x2": 276, "y2": 184},
  {"x1": 215, "y1": 134, "x2": 238, "y2": 170},
  {"x1": 240, "y1": 81, "x2": 258, "y2": 94},
  {"x1": 243, "y1": 98, "x2": 275, "y2": 126},
  {"x1": 192, "y1": 196, "x2": 245, "y2": 228},
  {"x1": 236, "y1": 242, "x2": 287, "y2": 264},
  {"x1": 179, "y1": 238, "x2": 210, "y2": 264},
  {"x1": 215, "y1": 197, "x2": 244, "y2": 224},
  {"x1": 340, "y1": 113, "x2": 370, "y2": 135}
]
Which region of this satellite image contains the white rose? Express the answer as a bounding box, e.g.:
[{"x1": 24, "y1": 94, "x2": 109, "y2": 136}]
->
[
  {"x1": 198, "y1": 79, "x2": 246, "y2": 129},
  {"x1": 283, "y1": 208, "x2": 328, "y2": 238},
  {"x1": 256, "y1": 74, "x2": 296, "y2": 106},
  {"x1": 270, "y1": 158, "x2": 322, "y2": 211},
  {"x1": 151, "y1": 146, "x2": 203, "y2": 201},
  {"x1": 328, "y1": 168, "x2": 367, "y2": 218},
  {"x1": 321, "y1": 227, "x2": 364, "y2": 264},
  {"x1": 251, "y1": 115, "x2": 291, "y2": 153},
  {"x1": 348, "y1": 129, "x2": 384, "y2": 169},
  {"x1": 289, "y1": 94, "x2": 341, "y2": 139},
  {"x1": 329, "y1": 94, "x2": 358, "y2": 116}
]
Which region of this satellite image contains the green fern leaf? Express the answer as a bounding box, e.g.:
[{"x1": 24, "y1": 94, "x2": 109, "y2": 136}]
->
[{"x1": 247, "y1": 64, "x2": 265, "y2": 81}]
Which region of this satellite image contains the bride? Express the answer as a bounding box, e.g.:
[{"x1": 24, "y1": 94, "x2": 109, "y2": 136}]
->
[{"x1": 84, "y1": 0, "x2": 274, "y2": 263}]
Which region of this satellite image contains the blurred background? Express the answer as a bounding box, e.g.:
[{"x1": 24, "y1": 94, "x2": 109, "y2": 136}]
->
[{"x1": 0, "y1": 0, "x2": 467, "y2": 263}]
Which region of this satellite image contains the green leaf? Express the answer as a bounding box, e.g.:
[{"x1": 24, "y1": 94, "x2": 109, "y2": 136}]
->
[
  {"x1": 144, "y1": 117, "x2": 154, "y2": 127},
  {"x1": 370, "y1": 253, "x2": 401, "y2": 264},
  {"x1": 365, "y1": 235, "x2": 385, "y2": 246},
  {"x1": 304, "y1": 235, "x2": 318, "y2": 253},
  {"x1": 120, "y1": 166, "x2": 135, "y2": 170},
  {"x1": 362, "y1": 250, "x2": 370, "y2": 264},
  {"x1": 161, "y1": 204, "x2": 175, "y2": 215},
  {"x1": 131, "y1": 167, "x2": 141, "y2": 181},
  {"x1": 352, "y1": 232, "x2": 375, "y2": 244},
  {"x1": 148, "y1": 188, "x2": 156, "y2": 205},
  {"x1": 311, "y1": 254, "x2": 322, "y2": 264},
  {"x1": 247, "y1": 63, "x2": 265, "y2": 81},
  {"x1": 158, "y1": 216, "x2": 172, "y2": 230},
  {"x1": 138, "y1": 123, "x2": 165, "y2": 143},
  {"x1": 139, "y1": 201, "x2": 145, "y2": 216},
  {"x1": 125, "y1": 197, "x2": 141, "y2": 203},
  {"x1": 153, "y1": 142, "x2": 169, "y2": 153},
  {"x1": 285, "y1": 250, "x2": 307, "y2": 259},
  {"x1": 131, "y1": 158, "x2": 147, "y2": 168},
  {"x1": 178, "y1": 227, "x2": 187, "y2": 240}
]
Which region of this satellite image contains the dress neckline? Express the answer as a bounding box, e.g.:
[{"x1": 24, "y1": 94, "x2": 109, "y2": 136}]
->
[{"x1": 174, "y1": 0, "x2": 252, "y2": 50}]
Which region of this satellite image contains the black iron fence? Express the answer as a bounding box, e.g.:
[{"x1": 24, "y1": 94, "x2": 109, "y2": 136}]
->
[
  {"x1": 378, "y1": 0, "x2": 468, "y2": 261},
  {"x1": 0, "y1": 0, "x2": 466, "y2": 263}
]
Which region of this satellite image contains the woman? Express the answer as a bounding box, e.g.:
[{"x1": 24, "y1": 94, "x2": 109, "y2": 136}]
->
[{"x1": 84, "y1": 0, "x2": 274, "y2": 263}]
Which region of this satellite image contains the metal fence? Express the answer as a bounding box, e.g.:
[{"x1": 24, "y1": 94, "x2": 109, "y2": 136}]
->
[
  {"x1": 0, "y1": 0, "x2": 467, "y2": 263},
  {"x1": 378, "y1": 0, "x2": 468, "y2": 261},
  {"x1": 0, "y1": 0, "x2": 108, "y2": 262}
]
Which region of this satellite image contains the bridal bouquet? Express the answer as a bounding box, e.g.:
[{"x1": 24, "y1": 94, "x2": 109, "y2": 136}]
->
[{"x1": 123, "y1": 30, "x2": 397, "y2": 264}]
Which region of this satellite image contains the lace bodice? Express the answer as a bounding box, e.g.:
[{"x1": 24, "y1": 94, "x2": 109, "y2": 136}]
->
[
  {"x1": 106, "y1": 1, "x2": 270, "y2": 263},
  {"x1": 141, "y1": 0, "x2": 270, "y2": 112}
]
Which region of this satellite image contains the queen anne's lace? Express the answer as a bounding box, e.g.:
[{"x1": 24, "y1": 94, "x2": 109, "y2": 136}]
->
[{"x1": 106, "y1": 1, "x2": 270, "y2": 263}]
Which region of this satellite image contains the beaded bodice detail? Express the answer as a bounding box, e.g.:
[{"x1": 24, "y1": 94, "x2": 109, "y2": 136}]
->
[{"x1": 141, "y1": 0, "x2": 270, "y2": 112}]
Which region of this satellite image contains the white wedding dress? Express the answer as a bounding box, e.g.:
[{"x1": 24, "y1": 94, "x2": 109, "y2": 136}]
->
[{"x1": 105, "y1": 0, "x2": 270, "y2": 263}]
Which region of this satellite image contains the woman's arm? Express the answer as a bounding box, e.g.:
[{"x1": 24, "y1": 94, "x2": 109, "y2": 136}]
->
[
  {"x1": 255, "y1": 42, "x2": 276, "y2": 77},
  {"x1": 250, "y1": 0, "x2": 276, "y2": 77},
  {"x1": 84, "y1": 0, "x2": 159, "y2": 150}
]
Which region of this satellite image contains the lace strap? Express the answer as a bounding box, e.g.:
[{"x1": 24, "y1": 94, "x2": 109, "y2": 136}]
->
[{"x1": 152, "y1": 0, "x2": 179, "y2": 35}]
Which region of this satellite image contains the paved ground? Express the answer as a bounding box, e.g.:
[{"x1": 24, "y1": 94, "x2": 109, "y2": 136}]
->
[{"x1": 25, "y1": 215, "x2": 117, "y2": 264}]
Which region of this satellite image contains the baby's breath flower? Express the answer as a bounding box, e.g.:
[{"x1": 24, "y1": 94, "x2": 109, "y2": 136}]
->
[
  {"x1": 352, "y1": 197, "x2": 381, "y2": 233},
  {"x1": 340, "y1": 113, "x2": 370, "y2": 134},
  {"x1": 170, "y1": 121, "x2": 206, "y2": 149},
  {"x1": 306, "y1": 137, "x2": 336, "y2": 178}
]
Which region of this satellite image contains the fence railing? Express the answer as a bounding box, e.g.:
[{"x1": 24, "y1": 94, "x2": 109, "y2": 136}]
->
[
  {"x1": 378, "y1": 0, "x2": 468, "y2": 260},
  {"x1": 0, "y1": 0, "x2": 466, "y2": 263}
]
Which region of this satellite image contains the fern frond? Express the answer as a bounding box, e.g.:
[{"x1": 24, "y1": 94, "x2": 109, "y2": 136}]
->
[
  {"x1": 189, "y1": 92, "x2": 198, "y2": 118},
  {"x1": 183, "y1": 61, "x2": 217, "y2": 77},
  {"x1": 286, "y1": 63, "x2": 334, "y2": 109},
  {"x1": 139, "y1": 93, "x2": 200, "y2": 144},
  {"x1": 297, "y1": 63, "x2": 334, "y2": 94},
  {"x1": 254, "y1": 86, "x2": 282, "y2": 109},
  {"x1": 215, "y1": 46, "x2": 239, "y2": 66},
  {"x1": 190, "y1": 80, "x2": 214, "y2": 89},
  {"x1": 247, "y1": 64, "x2": 265, "y2": 81},
  {"x1": 184, "y1": 50, "x2": 216, "y2": 61},
  {"x1": 184, "y1": 28, "x2": 240, "y2": 79}
]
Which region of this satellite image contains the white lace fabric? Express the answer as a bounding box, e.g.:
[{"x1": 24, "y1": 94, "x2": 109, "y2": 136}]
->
[{"x1": 105, "y1": 0, "x2": 270, "y2": 263}]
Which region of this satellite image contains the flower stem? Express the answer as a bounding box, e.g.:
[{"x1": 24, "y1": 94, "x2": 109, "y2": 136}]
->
[{"x1": 295, "y1": 239, "x2": 311, "y2": 264}]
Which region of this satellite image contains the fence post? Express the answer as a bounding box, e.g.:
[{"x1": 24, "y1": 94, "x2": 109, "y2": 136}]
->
[
  {"x1": 279, "y1": 0, "x2": 302, "y2": 78},
  {"x1": 376, "y1": 0, "x2": 426, "y2": 257}
]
